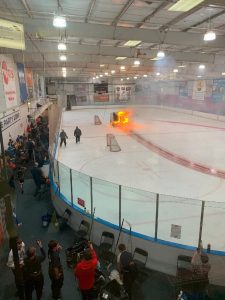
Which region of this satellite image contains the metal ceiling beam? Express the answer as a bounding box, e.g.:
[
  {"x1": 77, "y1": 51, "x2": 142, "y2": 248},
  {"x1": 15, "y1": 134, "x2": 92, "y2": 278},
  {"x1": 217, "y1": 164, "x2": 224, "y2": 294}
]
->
[
  {"x1": 24, "y1": 21, "x2": 225, "y2": 49},
  {"x1": 112, "y1": 0, "x2": 135, "y2": 26},
  {"x1": 182, "y1": 9, "x2": 225, "y2": 32},
  {"x1": 20, "y1": 0, "x2": 33, "y2": 18},
  {"x1": 136, "y1": 0, "x2": 172, "y2": 28},
  {"x1": 159, "y1": 3, "x2": 204, "y2": 31},
  {"x1": 10, "y1": 42, "x2": 219, "y2": 64},
  {"x1": 85, "y1": 0, "x2": 97, "y2": 23}
]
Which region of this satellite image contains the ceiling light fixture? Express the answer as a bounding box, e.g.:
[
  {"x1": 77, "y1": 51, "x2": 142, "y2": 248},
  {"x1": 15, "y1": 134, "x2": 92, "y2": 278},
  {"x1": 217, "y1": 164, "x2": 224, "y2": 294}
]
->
[
  {"x1": 222, "y1": 72, "x2": 225, "y2": 76},
  {"x1": 169, "y1": 0, "x2": 204, "y2": 12},
  {"x1": 120, "y1": 66, "x2": 125, "y2": 70},
  {"x1": 111, "y1": 70, "x2": 115, "y2": 74},
  {"x1": 134, "y1": 76, "x2": 137, "y2": 79},
  {"x1": 99, "y1": 74, "x2": 103, "y2": 77},
  {"x1": 199, "y1": 64, "x2": 205, "y2": 70},
  {"x1": 126, "y1": 77, "x2": 130, "y2": 80},
  {"x1": 134, "y1": 60, "x2": 140, "y2": 66},
  {"x1": 121, "y1": 78, "x2": 123, "y2": 81},
  {"x1": 178, "y1": 64, "x2": 186, "y2": 68},
  {"x1": 105, "y1": 72, "x2": 109, "y2": 76},
  {"x1": 116, "y1": 57, "x2": 127, "y2": 60},
  {"x1": 143, "y1": 74, "x2": 147, "y2": 77},
  {"x1": 124, "y1": 40, "x2": 142, "y2": 47},
  {"x1": 53, "y1": 15, "x2": 67, "y2": 28},
  {"x1": 59, "y1": 55, "x2": 67, "y2": 61},
  {"x1": 204, "y1": 30, "x2": 216, "y2": 41},
  {"x1": 96, "y1": 76, "x2": 99, "y2": 78},
  {"x1": 58, "y1": 43, "x2": 67, "y2": 51},
  {"x1": 100, "y1": 64, "x2": 105, "y2": 67},
  {"x1": 62, "y1": 67, "x2": 66, "y2": 71},
  {"x1": 157, "y1": 50, "x2": 165, "y2": 58},
  {"x1": 156, "y1": 72, "x2": 160, "y2": 76},
  {"x1": 173, "y1": 69, "x2": 178, "y2": 73}
]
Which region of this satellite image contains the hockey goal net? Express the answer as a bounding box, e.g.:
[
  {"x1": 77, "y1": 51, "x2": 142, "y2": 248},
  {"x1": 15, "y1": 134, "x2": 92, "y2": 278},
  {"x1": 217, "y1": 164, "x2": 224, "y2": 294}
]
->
[{"x1": 106, "y1": 133, "x2": 121, "y2": 152}]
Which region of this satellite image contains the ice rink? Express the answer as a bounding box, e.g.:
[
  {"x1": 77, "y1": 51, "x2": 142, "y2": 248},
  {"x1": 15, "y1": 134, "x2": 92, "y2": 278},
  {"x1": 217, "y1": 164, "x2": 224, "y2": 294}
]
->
[{"x1": 54, "y1": 106, "x2": 225, "y2": 252}]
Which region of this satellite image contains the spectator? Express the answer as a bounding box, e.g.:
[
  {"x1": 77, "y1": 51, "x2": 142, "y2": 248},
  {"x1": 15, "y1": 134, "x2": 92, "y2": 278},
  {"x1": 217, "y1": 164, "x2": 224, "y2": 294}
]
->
[
  {"x1": 48, "y1": 240, "x2": 64, "y2": 300},
  {"x1": 59, "y1": 129, "x2": 68, "y2": 147},
  {"x1": 7, "y1": 238, "x2": 26, "y2": 299},
  {"x1": 17, "y1": 166, "x2": 26, "y2": 194},
  {"x1": 23, "y1": 240, "x2": 46, "y2": 300},
  {"x1": 30, "y1": 164, "x2": 45, "y2": 196},
  {"x1": 74, "y1": 241, "x2": 98, "y2": 300},
  {"x1": 74, "y1": 126, "x2": 82, "y2": 144},
  {"x1": 117, "y1": 244, "x2": 137, "y2": 300},
  {"x1": 191, "y1": 247, "x2": 202, "y2": 273},
  {"x1": 26, "y1": 138, "x2": 34, "y2": 161}
]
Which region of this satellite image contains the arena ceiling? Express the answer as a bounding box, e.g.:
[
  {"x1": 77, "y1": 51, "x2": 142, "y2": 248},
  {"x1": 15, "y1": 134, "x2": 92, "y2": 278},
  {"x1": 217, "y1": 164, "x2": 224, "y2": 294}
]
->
[{"x1": 1, "y1": 0, "x2": 225, "y2": 80}]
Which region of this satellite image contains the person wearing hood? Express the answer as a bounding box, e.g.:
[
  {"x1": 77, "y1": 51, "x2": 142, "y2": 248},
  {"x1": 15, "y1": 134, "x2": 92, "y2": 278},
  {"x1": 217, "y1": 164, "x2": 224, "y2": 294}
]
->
[{"x1": 74, "y1": 241, "x2": 98, "y2": 300}]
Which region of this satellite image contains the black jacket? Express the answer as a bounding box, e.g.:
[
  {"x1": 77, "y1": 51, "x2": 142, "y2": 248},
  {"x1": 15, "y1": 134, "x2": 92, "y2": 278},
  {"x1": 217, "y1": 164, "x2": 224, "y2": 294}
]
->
[{"x1": 74, "y1": 128, "x2": 82, "y2": 137}]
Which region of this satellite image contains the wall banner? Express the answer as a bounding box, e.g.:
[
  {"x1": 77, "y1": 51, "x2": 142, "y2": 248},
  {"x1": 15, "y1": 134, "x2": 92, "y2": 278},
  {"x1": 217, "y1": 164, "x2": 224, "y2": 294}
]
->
[
  {"x1": 0, "y1": 55, "x2": 18, "y2": 108},
  {"x1": 0, "y1": 19, "x2": 25, "y2": 50},
  {"x1": 212, "y1": 79, "x2": 225, "y2": 102},
  {"x1": 0, "y1": 110, "x2": 20, "y2": 131},
  {"x1": 192, "y1": 80, "x2": 206, "y2": 101},
  {"x1": 17, "y1": 63, "x2": 28, "y2": 102},
  {"x1": 25, "y1": 68, "x2": 33, "y2": 98},
  {"x1": 115, "y1": 85, "x2": 132, "y2": 102}
]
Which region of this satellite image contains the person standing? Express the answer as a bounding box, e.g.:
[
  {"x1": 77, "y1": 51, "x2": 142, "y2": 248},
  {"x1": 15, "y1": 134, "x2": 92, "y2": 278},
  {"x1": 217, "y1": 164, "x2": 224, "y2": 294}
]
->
[
  {"x1": 7, "y1": 238, "x2": 26, "y2": 299},
  {"x1": 48, "y1": 240, "x2": 64, "y2": 300},
  {"x1": 26, "y1": 138, "x2": 34, "y2": 161},
  {"x1": 59, "y1": 129, "x2": 68, "y2": 147},
  {"x1": 74, "y1": 126, "x2": 82, "y2": 144},
  {"x1": 117, "y1": 243, "x2": 137, "y2": 300},
  {"x1": 17, "y1": 166, "x2": 26, "y2": 194},
  {"x1": 74, "y1": 241, "x2": 98, "y2": 300},
  {"x1": 23, "y1": 240, "x2": 46, "y2": 300}
]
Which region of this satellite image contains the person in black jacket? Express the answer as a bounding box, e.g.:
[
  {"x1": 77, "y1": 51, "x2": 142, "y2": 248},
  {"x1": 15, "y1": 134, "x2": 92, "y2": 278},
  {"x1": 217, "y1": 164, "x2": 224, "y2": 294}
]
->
[
  {"x1": 74, "y1": 126, "x2": 82, "y2": 144},
  {"x1": 117, "y1": 244, "x2": 137, "y2": 300},
  {"x1": 59, "y1": 129, "x2": 68, "y2": 147},
  {"x1": 48, "y1": 240, "x2": 64, "y2": 300},
  {"x1": 23, "y1": 240, "x2": 46, "y2": 300}
]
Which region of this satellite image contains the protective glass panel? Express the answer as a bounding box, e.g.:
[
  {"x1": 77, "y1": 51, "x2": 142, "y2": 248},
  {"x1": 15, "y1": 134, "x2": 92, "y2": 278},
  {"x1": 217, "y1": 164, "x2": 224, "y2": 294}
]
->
[
  {"x1": 92, "y1": 178, "x2": 119, "y2": 226},
  {"x1": 158, "y1": 194, "x2": 202, "y2": 247},
  {"x1": 53, "y1": 160, "x2": 58, "y2": 183},
  {"x1": 72, "y1": 170, "x2": 91, "y2": 213},
  {"x1": 202, "y1": 201, "x2": 225, "y2": 252},
  {"x1": 121, "y1": 186, "x2": 156, "y2": 237},
  {"x1": 58, "y1": 161, "x2": 71, "y2": 205}
]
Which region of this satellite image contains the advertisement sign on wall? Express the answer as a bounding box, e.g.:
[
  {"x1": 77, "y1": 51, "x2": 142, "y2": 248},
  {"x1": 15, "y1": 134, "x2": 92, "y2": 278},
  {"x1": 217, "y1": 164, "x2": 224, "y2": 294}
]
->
[
  {"x1": 38, "y1": 74, "x2": 45, "y2": 98},
  {"x1": 0, "y1": 110, "x2": 20, "y2": 131},
  {"x1": 25, "y1": 68, "x2": 33, "y2": 98},
  {"x1": 115, "y1": 85, "x2": 132, "y2": 102},
  {"x1": 212, "y1": 79, "x2": 225, "y2": 102},
  {"x1": 179, "y1": 81, "x2": 188, "y2": 97},
  {"x1": 17, "y1": 63, "x2": 28, "y2": 102},
  {"x1": 0, "y1": 55, "x2": 18, "y2": 108},
  {"x1": 94, "y1": 83, "x2": 109, "y2": 102},
  {"x1": 0, "y1": 19, "x2": 25, "y2": 50},
  {"x1": 192, "y1": 80, "x2": 206, "y2": 101}
]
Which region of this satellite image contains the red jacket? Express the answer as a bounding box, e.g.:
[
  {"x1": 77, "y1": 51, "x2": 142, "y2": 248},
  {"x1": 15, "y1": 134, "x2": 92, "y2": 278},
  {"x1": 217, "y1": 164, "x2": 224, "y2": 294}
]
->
[{"x1": 74, "y1": 248, "x2": 98, "y2": 290}]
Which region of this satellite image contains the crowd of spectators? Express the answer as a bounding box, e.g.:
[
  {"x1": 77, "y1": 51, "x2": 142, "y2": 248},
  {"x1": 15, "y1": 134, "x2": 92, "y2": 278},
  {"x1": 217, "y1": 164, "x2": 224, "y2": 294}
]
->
[{"x1": 4, "y1": 115, "x2": 49, "y2": 195}]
